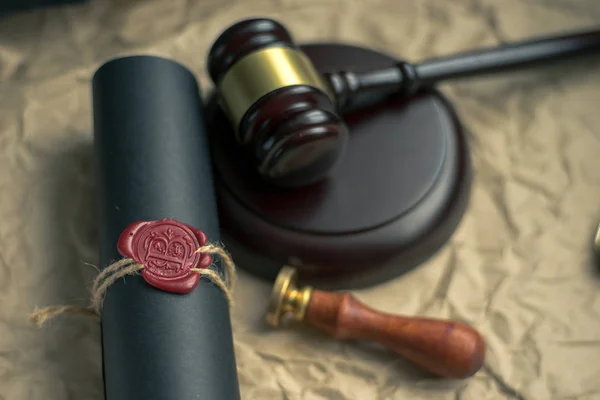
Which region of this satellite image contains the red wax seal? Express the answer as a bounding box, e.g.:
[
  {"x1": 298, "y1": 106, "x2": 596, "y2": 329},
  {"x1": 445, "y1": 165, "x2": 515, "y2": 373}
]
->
[{"x1": 117, "y1": 218, "x2": 212, "y2": 294}]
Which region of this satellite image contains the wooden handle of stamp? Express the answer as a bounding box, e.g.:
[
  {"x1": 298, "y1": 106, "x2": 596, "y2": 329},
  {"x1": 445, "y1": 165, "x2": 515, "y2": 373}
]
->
[{"x1": 305, "y1": 290, "x2": 486, "y2": 379}]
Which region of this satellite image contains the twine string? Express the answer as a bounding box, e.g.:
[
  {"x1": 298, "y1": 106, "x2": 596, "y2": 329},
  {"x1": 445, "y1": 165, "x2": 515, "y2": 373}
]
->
[{"x1": 29, "y1": 244, "x2": 236, "y2": 327}]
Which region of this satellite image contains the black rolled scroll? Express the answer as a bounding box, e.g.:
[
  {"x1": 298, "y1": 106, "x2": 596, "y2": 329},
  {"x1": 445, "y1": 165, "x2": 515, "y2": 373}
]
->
[{"x1": 92, "y1": 56, "x2": 240, "y2": 400}]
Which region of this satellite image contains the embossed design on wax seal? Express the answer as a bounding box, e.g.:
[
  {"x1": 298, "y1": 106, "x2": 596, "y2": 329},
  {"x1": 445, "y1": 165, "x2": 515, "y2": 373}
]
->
[{"x1": 117, "y1": 218, "x2": 213, "y2": 294}]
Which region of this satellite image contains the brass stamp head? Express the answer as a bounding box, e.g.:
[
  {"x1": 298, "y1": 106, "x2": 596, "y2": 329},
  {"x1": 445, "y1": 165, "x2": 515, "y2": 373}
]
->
[{"x1": 265, "y1": 266, "x2": 313, "y2": 328}]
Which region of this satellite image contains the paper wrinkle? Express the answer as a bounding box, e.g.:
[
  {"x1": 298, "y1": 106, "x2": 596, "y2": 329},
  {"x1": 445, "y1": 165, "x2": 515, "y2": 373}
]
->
[{"x1": 1, "y1": 0, "x2": 600, "y2": 399}]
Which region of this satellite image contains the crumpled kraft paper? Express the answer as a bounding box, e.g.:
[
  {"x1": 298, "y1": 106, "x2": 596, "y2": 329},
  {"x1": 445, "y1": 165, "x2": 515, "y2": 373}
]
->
[{"x1": 1, "y1": 0, "x2": 600, "y2": 399}]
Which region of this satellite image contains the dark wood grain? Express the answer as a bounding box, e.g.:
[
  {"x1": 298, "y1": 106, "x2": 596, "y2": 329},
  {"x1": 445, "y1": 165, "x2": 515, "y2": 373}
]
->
[
  {"x1": 207, "y1": 43, "x2": 472, "y2": 285},
  {"x1": 207, "y1": 17, "x2": 348, "y2": 187},
  {"x1": 305, "y1": 290, "x2": 485, "y2": 379},
  {"x1": 238, "y1": 85, "x2": 348, "y2": 188},
  {"x1": 207, "y1": 18, "x2": 295, "y2": 84}
]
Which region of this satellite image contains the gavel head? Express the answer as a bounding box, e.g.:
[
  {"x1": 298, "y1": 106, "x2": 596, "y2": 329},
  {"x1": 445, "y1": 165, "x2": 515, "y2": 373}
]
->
[{"x1": 207, "y1": 18, "x2": 349, "y2": 187}]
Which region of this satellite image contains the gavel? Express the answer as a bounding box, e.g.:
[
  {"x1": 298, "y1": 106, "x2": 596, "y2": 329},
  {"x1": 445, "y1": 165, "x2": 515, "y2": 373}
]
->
[
  {"x1": 208, "y1": 18, "x2": 600, "y2": 187},
  {"x1": 266, "y1": 266, "x2": 486, "y2": 379}
]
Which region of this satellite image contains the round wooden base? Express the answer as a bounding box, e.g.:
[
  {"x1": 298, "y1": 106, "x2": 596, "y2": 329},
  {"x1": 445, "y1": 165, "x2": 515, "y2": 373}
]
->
[{"x1": 206, "y1": 43, "x2": 472, "y2": 288}]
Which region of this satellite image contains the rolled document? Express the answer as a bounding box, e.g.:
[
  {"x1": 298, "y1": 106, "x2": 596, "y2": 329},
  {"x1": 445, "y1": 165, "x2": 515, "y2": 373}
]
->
[{"x1": 92, "y1": 55, "x2": 240, "y2": 400}]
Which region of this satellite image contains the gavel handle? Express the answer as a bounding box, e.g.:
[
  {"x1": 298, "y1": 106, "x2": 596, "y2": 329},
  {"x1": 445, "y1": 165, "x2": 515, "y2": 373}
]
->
[
  {"x1": 305, "y1": 290, "x2": 485, "y2": 379},
  {"x1": 325, "y1": 27, "x2": 600, "y2": 107},
  {"x1": 417, "y1": 27, "x2": 600, "y2": 83}
]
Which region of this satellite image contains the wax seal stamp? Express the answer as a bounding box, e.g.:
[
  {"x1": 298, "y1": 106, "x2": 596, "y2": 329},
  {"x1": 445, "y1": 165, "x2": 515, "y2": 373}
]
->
[
  {"x1": 117, "y1": 218, "x2": 213, "y2": 294},
  {"x1": 266, "y1": 266, "x2": 486, "y2": 379}
]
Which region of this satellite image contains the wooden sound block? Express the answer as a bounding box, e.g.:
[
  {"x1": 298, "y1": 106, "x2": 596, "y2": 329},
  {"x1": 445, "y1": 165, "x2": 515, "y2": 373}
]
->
[{"x1": 206, "y1": 43, "x2": 472, "y2": 288}]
